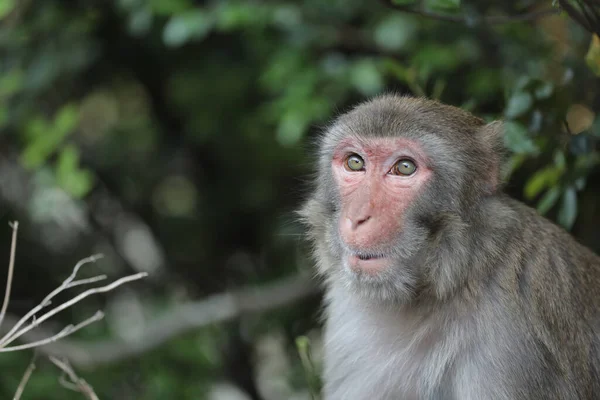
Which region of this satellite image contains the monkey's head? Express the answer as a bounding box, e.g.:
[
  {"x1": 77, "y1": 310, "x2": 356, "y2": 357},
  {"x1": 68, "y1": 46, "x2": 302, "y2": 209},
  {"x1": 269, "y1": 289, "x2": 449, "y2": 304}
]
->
[{"x1": 301, "y1": 95, "x2": 504, "y2": 303}]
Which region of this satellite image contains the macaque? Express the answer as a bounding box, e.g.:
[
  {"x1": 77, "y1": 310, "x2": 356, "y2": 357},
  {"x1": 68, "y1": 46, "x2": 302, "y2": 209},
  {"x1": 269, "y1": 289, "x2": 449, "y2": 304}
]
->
[{"x1": 300, "y1": 95, "x2": 600, "y2": 399}]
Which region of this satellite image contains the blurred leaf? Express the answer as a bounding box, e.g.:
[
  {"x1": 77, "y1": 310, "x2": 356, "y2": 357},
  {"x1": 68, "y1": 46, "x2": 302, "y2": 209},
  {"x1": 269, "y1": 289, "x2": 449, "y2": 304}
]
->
[
  {"x1": 391, "y1": 0, "x2": 417, "y2": 4},
  {"x1": 503, "y1": 121, "x2": 539, "y2": 155},
  {"x1": 21, "y1": 105, "x2": 79, "y2": 169},
  {"x1": 553, "y1": 150, "x2": 566, "y2": 170},
  {"x1": 536, "y1": 186, "x2": 560, "y2": 215},
  {"x1": 350, "y1": 59, "x2": 384, "y2": 95},
  {"x1": 163, "y1": 10, "x2": 213, "y2": 47},
  {"x1": 374, "y1": 15, "x2": 417, "y2": 51},
  {"x1": 296, "y1": 336, "x2": 322, "y2": 400},
  {"x1": 558, "y1": 187, "x2": 577, "y2": 229},
  {"x1": 216, "y1": 2, "x2": 270, "y2": 30},
  {"x1": 565, "y1": 104, "x2": 595, "y2": 135},
  {"x1": 150, "y1": 0, "x2": 191, "y2": 16},
  {"x1": 129, "y1": 8, "x2": 154, "y2": 36},
  {"x1": 411, "y1": 43, "x2": 465, "y2": 79},
  {"x1": 585, "y1": 34, "x2": 600, "y2": 77},
  {"x1": 0, "y1": 0, "x2": 15, "y2": 19},
  {"x1": 0, "y1": 107, "x2": 7, "y2": 129},
  {"x1": 524, "y1": 166, "x2": 561, "y2": 199},
  {"x1": 427, "y1": 0, "x2": 461, "y2": 9},
  {"x1": 277, "y1": 110, "x2": 309, "y2": 147},
  {"x1": 574, "y1": 177, "x2": 587, "y2": 191},
  {"x1": 504, "y1": 91, "x2": 533, "y2": 119},
  {"x1": 53, "y1": 103, "x2": 79, "y2": 135},
  {"x1": 55, "y1": 145, "x2": 95, "y2": 198},
  {"x1": 0, "y1": 69, "x2": 24, "y2": 98},
  {"x1": 502, "y1": 154, "x2": 525, "y2": 181},
  {"x1": 534, "y1": 82, "x2": 554, "y2": 100}
]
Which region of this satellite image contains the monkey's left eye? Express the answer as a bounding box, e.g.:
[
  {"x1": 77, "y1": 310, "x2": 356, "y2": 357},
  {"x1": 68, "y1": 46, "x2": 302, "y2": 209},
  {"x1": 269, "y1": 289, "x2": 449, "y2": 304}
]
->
[
  {"x1": 344, "y1": 154, "x2": 365, "y2": 171},
  {"x1": 391, "y1": 159, "x2": 417, "y2": 176}
]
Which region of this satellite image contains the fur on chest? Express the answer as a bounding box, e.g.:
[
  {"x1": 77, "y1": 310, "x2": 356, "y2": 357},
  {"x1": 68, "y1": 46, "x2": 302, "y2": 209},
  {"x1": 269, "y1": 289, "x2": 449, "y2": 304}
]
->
[{"x1": 322, "y1": 294, "x2": 474, "y2": 399}]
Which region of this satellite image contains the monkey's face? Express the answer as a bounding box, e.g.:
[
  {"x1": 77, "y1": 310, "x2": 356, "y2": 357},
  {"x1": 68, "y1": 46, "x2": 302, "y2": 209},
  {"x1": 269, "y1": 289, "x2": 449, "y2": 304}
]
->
[
  {"x1": 331, "y1": 137, "x2": 432, "y2": 277},
  {"x1": 302, "y1": 95, "x2": 501, "y2": 302}
]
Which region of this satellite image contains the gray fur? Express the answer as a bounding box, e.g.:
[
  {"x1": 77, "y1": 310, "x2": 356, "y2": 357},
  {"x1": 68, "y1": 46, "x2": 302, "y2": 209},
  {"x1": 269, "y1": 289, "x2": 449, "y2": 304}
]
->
[{"x1": 300, "y1": 95, "x2": 600, "y2": 399}]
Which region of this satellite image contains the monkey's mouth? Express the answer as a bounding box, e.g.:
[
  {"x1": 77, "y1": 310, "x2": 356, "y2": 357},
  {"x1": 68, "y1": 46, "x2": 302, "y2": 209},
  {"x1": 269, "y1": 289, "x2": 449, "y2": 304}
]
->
[
  {"x1": 356, "y1": 253, "x2": 384, "y2": 261},
  {"x1": 348, "y1": 251, "x2": 390, "y2": 274}
]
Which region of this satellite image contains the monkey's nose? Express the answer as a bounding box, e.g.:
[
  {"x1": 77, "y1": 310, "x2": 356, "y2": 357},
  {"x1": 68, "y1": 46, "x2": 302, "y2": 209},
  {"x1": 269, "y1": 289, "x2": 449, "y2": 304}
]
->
[{"x1": 346, "y1": 215, "x2": 371, "y2": 231}]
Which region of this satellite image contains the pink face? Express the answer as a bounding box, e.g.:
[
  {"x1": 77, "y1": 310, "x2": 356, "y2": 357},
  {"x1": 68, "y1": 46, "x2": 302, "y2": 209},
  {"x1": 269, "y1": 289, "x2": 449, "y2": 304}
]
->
[{"x1": 332, "y1": 137, "x2": 432, "y2": 275}]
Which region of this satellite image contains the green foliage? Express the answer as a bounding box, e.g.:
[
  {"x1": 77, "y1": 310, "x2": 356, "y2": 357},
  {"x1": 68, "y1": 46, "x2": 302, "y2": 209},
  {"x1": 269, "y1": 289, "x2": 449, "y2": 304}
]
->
[
  {"x1": 296, "y1": 336, "x2": 322, "y2": 399},
  {"x1": 1, "y1": 0, "x2": 599, "y2": 398},
  {"x1": 0, "y1": 0, "x2": 15, "y2": 19},
  {"x1": 21, "y1": 104, "x2": 79, "y2": 168},
  {"x1": 163, "y1": 10, "x2": 213, "y2": 47},
  {"x1": 427, "y1": 0, "x2": 461, "y2": 10},
  {"x1": 55, "y1": 145, "x2": 95, "y2": 198}
]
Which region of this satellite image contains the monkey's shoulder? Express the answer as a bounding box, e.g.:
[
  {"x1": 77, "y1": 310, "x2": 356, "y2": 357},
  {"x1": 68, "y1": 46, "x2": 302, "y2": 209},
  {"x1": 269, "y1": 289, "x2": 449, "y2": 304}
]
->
[{"x1": 499, "y1": 196, "x2": 600, "y2": 269}]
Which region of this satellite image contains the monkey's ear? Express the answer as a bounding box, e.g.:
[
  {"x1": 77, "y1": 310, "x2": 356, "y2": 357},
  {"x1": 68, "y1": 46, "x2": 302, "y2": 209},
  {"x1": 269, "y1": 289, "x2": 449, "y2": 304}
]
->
[{"x1": 478, "y1": 120, "x2": 505, "y2": 192}]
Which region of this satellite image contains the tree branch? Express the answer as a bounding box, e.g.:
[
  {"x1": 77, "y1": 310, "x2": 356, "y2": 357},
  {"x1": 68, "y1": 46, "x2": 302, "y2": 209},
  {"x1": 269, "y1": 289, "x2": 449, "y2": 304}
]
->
[
  {"x1": 380, "y1": 0, "x2": 559, "y2": 25},
  {"x1": 13, "y1": 353, "x2": 37, "y2": 400},
  {"x1": 50, "y1": 356, "x2": 99, "y2": 400},
  {"x1": 0, "y1": 271, "x2": 147, "y2": 348},
  {"x1": 3, "y1": 274, "x2": 319, "y2": 368},
  {"x1": 0, "y1": 221, "x2": 19, "y2": 330}
]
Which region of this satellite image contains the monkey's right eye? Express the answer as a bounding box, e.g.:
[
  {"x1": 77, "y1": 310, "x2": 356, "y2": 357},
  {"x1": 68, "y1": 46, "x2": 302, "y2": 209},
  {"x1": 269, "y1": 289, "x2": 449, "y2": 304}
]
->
[{"x1": 344, "y1": 154, "x2": 365, "y2": 171}]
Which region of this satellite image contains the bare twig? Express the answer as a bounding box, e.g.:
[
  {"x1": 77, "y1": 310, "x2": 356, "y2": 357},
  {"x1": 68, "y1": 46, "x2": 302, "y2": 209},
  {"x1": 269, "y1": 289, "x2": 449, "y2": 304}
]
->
[
  {"x1": 1, "y1": 274, "x2": 319, "y2": 368},
  {"x1": 50, "y1": 356, "x2": 99, "y2": 400},
  {"x1": 0, "y1": 221, "x2": 19, "y2": 330},
  {"x1": 380, "y1": 0, "x2": 559, "y2": 25},
  {"x1": 1, "y1": 311, "x2": 104, "y2": 352},
  {"x1": 13, "y1": 352, "x2": 36, "y2": 400},
  {"x1": 0, "y1": 272, "x2": 147, "y2": 348},
  {"x1": 0, "y1": 254, "x2": 105, "y2": 346}
]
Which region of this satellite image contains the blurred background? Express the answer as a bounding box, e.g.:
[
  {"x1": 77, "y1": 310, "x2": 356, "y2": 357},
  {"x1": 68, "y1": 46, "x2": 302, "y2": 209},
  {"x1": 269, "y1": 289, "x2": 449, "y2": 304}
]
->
[{"x1": 0, "y1": 0, "x2": 599, "y2": 399}]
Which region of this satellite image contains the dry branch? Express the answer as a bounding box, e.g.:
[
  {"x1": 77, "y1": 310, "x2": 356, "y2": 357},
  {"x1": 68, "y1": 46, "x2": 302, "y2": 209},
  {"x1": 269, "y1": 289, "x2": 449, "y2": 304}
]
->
[
  {"x1": 13, "y1": 353, "x2": 36, "y2": 400},
  {"x1": 4, "y1": 273, "x2": 319, "y2": 368},
  {"x1": 0, "y1": 221, "x2": 19, "y2": 330},
  {"x1": 50, "y1": 356, "x2": 99, "y2": 400}
]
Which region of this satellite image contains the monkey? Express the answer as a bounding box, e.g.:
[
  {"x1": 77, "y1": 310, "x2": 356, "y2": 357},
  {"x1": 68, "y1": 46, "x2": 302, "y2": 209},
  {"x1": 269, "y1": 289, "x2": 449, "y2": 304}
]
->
[{"x1": 300, "y1": 94, "x2": 600, "y2": 400}]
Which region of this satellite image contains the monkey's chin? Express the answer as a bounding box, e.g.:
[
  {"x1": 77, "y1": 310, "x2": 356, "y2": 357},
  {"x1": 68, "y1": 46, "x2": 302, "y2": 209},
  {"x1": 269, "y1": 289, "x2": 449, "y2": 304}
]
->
[{"x1": 347, "y1": 254, "x2": 390, "y2": 275}]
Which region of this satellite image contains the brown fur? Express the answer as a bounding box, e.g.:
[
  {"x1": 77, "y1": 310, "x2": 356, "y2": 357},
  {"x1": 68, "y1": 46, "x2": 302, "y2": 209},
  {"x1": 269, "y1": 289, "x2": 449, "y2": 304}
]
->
[{"x1": 301, "y1": 95, "x2": 600, "y2": 399}]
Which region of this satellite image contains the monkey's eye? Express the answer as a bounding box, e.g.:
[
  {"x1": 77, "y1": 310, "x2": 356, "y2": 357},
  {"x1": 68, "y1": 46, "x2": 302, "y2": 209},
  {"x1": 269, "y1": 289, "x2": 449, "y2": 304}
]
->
[
  {"x1": 391, "y1": 159, "x2": 416, "y2": 176},
  {"x1": 345, "y1": 154, "x2": 365, "y2": 171}
]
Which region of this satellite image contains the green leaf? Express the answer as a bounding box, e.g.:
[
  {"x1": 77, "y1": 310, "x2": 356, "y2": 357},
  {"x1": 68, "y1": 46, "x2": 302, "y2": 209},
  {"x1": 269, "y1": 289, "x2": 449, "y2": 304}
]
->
[
  {"x1": 390, "y1": 0, "x2": 418, "y2": 5},
  {"x1": 163, "y1": 10, "x2": 213, "y2": 47},
  {"x1": 374, "y1": 15, "x2": 418, "y2": 52},
  {"x1": 524, "y1": 166, "x2": 561, "y2": 199},
  {"x1": 0, "y1": 107, "x2": 7, "y2": 129},
  {"x1": 150, "y1": 0, "x2": 191, "y2": 16},
  {"x1": 585, "y1": 34, "x2": 600, "y2": 77},
  {"x1": 0, "y1": 0, "x2": 15, "y2": 19},
  {"x1": 534, "y1": 82, "x2": 554, "y2": 100},
  {"x1": 536, "y1": 186, "x2": 560, "y2": 215},
  {"x1": 504, "y1": 91, "x2": 533, "y2": 119},
  {"x1": 558, "y1": 187, "x2": 577, "y2": 230},
  {"x1": 553, "y1": 150, "x2": 566, "y2": 170},
  {"x1": 350, "y1": 59, "x2": 384, "y2": 95},
  {"x1": 427, "y1": 0, "x2": 461, "y2": 9},
  {"x1": 56, "y1": 145, "x2": 95, "y2": 198},
  {"x1": 53, "y1": 104, "x2": 79, "y2": 135},
  {"x1": 276, "y1": 111, "x2": 309, "y2": 147},
  {"x1": 0, "y1": 69, "x2": 24, "y2": 98},
  {"x1": 503, "y1": 121, "x2": 539, "y2": 155},
  {"x1": 296, "y1": 336, "x2": 322, "y2": 398}
]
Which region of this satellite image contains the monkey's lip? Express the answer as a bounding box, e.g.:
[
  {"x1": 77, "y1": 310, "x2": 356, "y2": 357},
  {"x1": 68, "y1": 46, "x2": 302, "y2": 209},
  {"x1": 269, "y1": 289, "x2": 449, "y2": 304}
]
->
[{"x1": 348, "y1": 252, "x2": 390, "y2": 274}]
